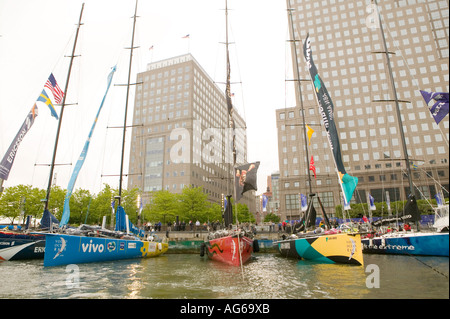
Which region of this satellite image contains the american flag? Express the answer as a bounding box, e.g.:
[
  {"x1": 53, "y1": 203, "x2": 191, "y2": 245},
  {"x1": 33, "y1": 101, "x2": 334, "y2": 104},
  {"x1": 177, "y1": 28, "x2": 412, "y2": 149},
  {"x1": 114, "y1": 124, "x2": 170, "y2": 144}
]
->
[{"x1": 44, "y1": 73, "x2": 64, "y2": 104}]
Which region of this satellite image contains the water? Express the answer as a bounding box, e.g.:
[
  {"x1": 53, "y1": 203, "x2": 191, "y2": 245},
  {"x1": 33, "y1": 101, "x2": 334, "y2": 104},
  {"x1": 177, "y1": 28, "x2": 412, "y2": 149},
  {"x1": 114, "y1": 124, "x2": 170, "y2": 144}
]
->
[{"x1": 0, "y1": 253, "x2": 448, "y2": 299}]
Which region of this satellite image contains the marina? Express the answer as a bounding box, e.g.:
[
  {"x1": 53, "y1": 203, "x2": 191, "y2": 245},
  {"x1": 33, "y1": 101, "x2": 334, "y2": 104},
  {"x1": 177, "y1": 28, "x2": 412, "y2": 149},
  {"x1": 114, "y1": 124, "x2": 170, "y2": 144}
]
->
[{"x1": 0, "y1": 0, "x2": 449, "y2": 307}]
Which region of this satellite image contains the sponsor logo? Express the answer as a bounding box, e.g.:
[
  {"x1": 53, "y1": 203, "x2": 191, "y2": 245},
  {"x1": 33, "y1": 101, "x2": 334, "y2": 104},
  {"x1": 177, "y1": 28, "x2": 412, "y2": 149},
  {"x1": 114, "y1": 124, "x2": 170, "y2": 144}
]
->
[
  {"x1": 81, "y1": 240, "x2": 105, "y2": 254},
  {"x1": 107, "y1": 241, "x2": 116, "y2": 252}
]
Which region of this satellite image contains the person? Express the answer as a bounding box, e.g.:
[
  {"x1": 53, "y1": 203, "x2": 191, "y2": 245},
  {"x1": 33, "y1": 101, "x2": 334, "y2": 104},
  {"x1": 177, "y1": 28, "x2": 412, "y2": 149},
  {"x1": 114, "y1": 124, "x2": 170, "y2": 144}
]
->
[
  {"x1": 195, "y1": 220, "x2": 200, "y2": 231},
  {"x1": 404, "y1": 223, "x2": 411, "y2": 231}
]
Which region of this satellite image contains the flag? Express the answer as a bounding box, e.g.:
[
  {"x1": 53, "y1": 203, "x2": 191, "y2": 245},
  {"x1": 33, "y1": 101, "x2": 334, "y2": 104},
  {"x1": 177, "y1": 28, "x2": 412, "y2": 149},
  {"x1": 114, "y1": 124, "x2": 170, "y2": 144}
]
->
[
  {"x1": 37, "y1": 89, "x2": 58, "y2": 119},
  {"x1": 309, "y1": 156, "x2": 316, "y2": 178},
  {"x1": 303, "y1": 33, "x2": 358, "y2": 203},
  {"x1": 44, "y1": 73, "x2": 64, "y2": 104},
  {"x1": 235, "y1": 161, "x2": 260, "y2": 202},
  {"x1": 182, "y1": 34, "x2": 190, "y2": 38},
  {"x1": 262, "y1": 195, "x2": 268, "y2": 212},
  {"x1": 362, "y1": 215, "x2": 369, "y2": 223},
  {"x1": 420, "y1": 90, "x2": 449, "y2": 124},
  {"x1": 300, "y1": 194, "x2": 308, "y2": 212},
  {"x1": 343, "y1": 196, "x2": 351, "y2": 210},
  {"x1": 149, "y1": 45, "x2": 154, "y2": 50},
  {"x1": 435, "y1": 193, "x2": 443, "y2": 208},
  {"x1": 60, "y1": 66, "x2": 116, "y2": 226},
  {"x1": 369, "y1": 194, "x2": 376, "y2": 211},
  {"x1": 306, "y1": 124, "x2": 314, "y2": 144},
  {"x1": 0, "y1": 104, "x2": 38, "y2": 180}
]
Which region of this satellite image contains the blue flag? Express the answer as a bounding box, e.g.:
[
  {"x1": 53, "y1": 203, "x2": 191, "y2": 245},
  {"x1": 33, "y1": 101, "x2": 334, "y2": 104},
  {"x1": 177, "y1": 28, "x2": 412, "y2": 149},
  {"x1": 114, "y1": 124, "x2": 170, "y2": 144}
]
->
[
  {"x1": 301, "y1": 194, "x2": 308, "y2": 212},
  {"x1": 262, "y1": 195, "x2": 268, "y2": 212},
  {"x1": 369, "y1": 194, "x2": 376, "y2": 211},
  {"x1": 60, "y1": 66, "x2": 116, "y2": 226}
]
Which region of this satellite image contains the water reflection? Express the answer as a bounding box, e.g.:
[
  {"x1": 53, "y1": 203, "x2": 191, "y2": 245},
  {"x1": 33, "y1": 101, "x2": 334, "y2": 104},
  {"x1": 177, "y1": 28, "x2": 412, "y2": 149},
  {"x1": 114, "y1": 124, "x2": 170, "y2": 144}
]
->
[{"x1": 0, "y1": 253, "x2": 448, "y2": 299}]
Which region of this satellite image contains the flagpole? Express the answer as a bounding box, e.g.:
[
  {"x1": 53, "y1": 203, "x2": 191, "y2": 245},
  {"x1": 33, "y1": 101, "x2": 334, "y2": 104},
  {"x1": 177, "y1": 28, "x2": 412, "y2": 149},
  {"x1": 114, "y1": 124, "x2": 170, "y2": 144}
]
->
[{"x1": 43, "y1": 3, "x2": 84, "y2": 211}]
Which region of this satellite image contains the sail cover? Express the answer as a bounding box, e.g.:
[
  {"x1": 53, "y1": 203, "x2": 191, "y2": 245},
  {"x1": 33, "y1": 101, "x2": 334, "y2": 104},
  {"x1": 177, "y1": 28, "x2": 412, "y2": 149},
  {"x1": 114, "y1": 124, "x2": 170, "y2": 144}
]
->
[
  {"x1": 60, "y1": 66, "x2": 116, "y2": 226},
  {"x1": 372, "y1": 194, "x2": 421, "y2": 226},
  {"x1": 115, "y1": 205, "x2": 144, "y2": 237},
  {"x1": 303, "y1": 33, "x2": 358, "y2": 203}
]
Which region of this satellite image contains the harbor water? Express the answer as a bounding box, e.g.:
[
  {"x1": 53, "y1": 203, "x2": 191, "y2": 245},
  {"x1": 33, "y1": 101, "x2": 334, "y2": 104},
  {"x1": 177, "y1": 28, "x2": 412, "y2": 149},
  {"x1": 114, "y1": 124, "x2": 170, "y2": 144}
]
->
[{"x1": 0, "y1": 253, "x2": 448, "y2": 299}]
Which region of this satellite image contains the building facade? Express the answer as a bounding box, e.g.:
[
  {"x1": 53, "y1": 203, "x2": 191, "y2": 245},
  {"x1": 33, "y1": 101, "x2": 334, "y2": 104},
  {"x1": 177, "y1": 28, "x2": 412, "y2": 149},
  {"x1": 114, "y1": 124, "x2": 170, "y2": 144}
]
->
[
  {"x1": 277, "y1": 0, "x2": 449, "y2": 221},
  {"x1": 128, "y1": 54, "x2": 255, "y2": 212}
]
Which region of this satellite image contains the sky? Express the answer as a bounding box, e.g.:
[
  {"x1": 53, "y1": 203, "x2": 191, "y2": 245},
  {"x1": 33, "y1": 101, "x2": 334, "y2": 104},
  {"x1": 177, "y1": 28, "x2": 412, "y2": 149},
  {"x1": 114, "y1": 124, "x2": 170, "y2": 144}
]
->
[{"x1": 0, "y1": 0, "x2": 296, "y2": 196}]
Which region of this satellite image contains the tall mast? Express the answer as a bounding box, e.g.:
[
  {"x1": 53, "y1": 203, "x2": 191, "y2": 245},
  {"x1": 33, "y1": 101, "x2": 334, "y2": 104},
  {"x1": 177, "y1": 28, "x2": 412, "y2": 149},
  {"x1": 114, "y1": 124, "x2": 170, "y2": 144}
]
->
[
  {"x1": 287, "y1": 0, "x2": 313, "y2": 194},
  {"x1": 373, "y1": 0, "x2": 414, "y2": 196},
  {"x1": 44, "y1": 3, "x2": 84, "y2": 211},
  {"x1": 224, "y1": 0, "x2": 237, "y2": 205},
  {"x1": 118, "y1": 0, "x2": 139, "y2": 206}
]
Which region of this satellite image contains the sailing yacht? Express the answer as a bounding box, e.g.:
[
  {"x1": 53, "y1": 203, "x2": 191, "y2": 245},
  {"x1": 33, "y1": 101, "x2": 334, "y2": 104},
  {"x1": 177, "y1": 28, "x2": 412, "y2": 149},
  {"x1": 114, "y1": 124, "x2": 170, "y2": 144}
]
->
[
  {"x1": 273, "y1": 2, "x2": 364, "y2": 266},
  {"x1": 359, "y1": 0, "x2": 449, "y2": 257},
  {"x1": 42, "y1": 0, "x2": 168, "y2": 267},
  {"x1": 201, "y1": 0, "x2": 259, "y2": 267}
]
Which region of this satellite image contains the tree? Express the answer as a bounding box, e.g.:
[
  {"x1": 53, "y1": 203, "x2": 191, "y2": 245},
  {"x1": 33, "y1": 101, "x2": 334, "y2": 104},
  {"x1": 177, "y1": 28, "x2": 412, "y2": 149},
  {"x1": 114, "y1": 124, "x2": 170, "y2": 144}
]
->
[
  {"x1": 264, "y1": 213, "x2": 280, "y2": 223},
  {"x1": 89, "y1": 183, "x2": 115, "y2": 226},
  {"x1": 235, "y1": 203, "x2": 255, "y2": 224},
  {"x1": 69, "y1": 188, "x2": 93, "y2": 225},
  {"x1": 145, "y1": 190, "x2": 179, "y2": 223},
  {"x1": 178, "y1": 186, "x2": 209, "y2": 222}
]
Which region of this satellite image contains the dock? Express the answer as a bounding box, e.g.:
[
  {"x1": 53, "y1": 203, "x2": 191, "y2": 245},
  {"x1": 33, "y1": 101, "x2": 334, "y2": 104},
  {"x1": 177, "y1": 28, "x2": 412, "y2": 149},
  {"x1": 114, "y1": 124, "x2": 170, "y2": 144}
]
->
[{"x1": 151, "y1": 229, "x2": 279, "y2": 253}]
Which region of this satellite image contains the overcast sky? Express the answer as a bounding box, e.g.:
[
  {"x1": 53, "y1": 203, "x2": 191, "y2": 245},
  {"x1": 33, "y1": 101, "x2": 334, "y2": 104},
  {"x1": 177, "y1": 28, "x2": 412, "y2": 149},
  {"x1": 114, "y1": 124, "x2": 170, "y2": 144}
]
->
[{"x1": 0, "y1": 0, "x2": 296, "y2": 196}]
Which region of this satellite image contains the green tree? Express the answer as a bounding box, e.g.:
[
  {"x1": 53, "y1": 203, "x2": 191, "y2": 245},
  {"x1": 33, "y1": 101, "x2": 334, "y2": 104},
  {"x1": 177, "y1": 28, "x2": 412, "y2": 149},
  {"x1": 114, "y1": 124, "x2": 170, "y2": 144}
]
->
[
  {"x1": 178, "y1": 186, "x2": 209, "y2": 222},
  {"x1": 90, "y1": 184, "x2": 115, "y2": 226},
  {"x1": 264, "y1": 213, "x2": 280, "y2": 223},
  {"x1": 145, "y1": 190, "x2": 179, "y2": 224},
  {"x1": 235, "y1": 203, "x2": 255, "y2": 224},
  {"x1": 68, "y1": 188, "x2": 93, "y2": 225}
]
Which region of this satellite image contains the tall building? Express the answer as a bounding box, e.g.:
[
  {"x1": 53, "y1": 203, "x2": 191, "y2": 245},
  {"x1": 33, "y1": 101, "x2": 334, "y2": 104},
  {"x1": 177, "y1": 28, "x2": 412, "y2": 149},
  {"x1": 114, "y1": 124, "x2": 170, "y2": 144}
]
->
[
  {"x1": 277, "y1": 0, "x2": 449, "y2": 221},
  {"x1": 127, "y1": 54, "x2": 255, "y2": 212}
]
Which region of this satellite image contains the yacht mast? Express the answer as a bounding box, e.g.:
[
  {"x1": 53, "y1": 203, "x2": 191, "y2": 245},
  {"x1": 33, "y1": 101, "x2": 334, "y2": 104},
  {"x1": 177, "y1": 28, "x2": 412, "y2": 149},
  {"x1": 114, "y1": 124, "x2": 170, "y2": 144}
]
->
[
  {"x1": 118, "y1": 0, "x2": 139, "y2": 205},
  {"x1": 373, "y1": 0, "x2": 415, "y2": 196},
  {"x1": 43, "y1": 3, "x2": 85, "y2": 211},
  {"x1": 287, "y1": 0, "x2": 313, "y2": 193}
]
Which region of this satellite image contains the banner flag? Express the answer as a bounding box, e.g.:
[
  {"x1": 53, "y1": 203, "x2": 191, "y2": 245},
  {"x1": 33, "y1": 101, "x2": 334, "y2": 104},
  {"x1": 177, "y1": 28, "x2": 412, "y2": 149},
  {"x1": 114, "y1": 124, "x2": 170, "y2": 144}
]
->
[
  {"x1": 234, "y1": 162, "x2": 260, "y2": 202},
  {"x1": 60, "y1": 66, "x2": 116, "y2": 226},
  {"x1": 303, "y1": 33, "x2": 358, "y2": 203},
  {"x1": 420, "y1": 90, "x2": 449, "y2": 124},
  {"x1": 0, "y1": 104, "x2": 39, "y2": 180}
]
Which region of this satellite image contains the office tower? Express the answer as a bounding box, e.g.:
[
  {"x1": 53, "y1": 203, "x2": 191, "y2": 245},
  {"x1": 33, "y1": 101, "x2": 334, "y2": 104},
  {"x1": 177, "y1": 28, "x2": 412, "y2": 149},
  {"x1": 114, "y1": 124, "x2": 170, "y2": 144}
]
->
[
  {"x1": 277, "y1": 0, "x2": 449, "y2": 221},
  {"x1": 127, "y1": 54, "x2": 255, "y2": 212}
]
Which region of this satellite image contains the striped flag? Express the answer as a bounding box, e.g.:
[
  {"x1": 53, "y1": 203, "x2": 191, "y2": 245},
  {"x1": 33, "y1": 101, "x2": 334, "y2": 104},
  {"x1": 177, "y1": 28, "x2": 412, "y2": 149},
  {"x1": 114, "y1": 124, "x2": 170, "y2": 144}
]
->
[
  {"x1": 182, "y1": 34, "x2": 190, "y2": 39},
  {"x1": 45, "y1": 73, "x2": 64, "y2": 104}
]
